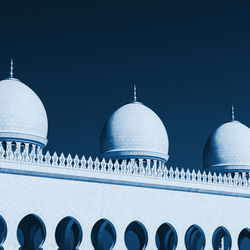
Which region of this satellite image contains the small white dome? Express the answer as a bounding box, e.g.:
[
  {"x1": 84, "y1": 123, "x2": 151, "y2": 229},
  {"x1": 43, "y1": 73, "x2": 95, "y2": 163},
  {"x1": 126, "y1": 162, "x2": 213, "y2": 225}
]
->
[
  {"x1": 99, "y1": 102, "x2": 169, "y2": 162},
  {"x1": 0, "y1": 78, "x2": 48, "y2": 147},
  {"x1": 203, "y1": 121, "x2": 250, "y2": 172}
]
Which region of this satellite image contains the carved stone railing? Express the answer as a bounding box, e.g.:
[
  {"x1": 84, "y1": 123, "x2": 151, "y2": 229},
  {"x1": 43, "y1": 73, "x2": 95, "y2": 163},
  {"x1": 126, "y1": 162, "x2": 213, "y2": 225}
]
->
[{"x1": 0, "y1": 141, "x2": 249, "y2": 188}]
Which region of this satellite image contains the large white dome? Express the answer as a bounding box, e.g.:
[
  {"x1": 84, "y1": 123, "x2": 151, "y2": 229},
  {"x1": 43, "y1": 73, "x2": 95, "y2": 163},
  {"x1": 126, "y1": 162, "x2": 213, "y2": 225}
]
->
[
  {"x1": 99, "y1": 101, "x2": 169, "y2": 162},
  {"x1": 203, "y1": 120, "x2": 250, "y2": 172},
  {"x1": 0, "y1": 78, "x2": 48, "y2": 147}
]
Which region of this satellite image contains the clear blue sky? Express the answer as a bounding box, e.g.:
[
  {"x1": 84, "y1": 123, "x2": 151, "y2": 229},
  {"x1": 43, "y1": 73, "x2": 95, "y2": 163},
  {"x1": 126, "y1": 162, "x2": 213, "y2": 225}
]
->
[{"x1": 1, "y1": 1, "x2": 250, "y2": 170}]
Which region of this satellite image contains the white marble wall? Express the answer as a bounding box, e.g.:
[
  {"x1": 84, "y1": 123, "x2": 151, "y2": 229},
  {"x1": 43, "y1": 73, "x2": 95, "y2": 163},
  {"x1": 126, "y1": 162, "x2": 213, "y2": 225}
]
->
[{"x1": 0, "y1": 160, "x2": 249, "y2": 250}]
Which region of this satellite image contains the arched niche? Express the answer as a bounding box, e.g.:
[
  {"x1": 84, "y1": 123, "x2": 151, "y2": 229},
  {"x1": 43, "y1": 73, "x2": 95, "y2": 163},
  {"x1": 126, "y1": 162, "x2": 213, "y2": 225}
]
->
[
  {"x1": 156, "y1": 222, "x2": 178, "y2": 250},
  {"x1": 185, "y1": 224, "x2": 205, "y2": 250},
  {"x1": 212, "y1": 226, "x2": 232, "y2": 250},
  {"x1": 55, "y1": 216, "x2": 82, "y2": 250},
  {"x1": 125, "y1": 220, "x2": 148, "y2": 250},
  {"x1": 238, "y1": 228, "x2": 250, "y2": 250},
  {"x1": 91, "y1": 218, "x2": 116, "y2": 250},
  {"x1": 17, "y1": 214, "x2": 46, "y2": 250},
  {"x1": 0, "y1": 215, "x2": 7, "y2": 250}
]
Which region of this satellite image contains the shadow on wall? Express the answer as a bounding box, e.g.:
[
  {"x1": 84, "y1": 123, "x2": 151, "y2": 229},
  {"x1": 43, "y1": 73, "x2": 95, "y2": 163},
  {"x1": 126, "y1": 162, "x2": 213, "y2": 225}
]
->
[
  {"x1": 156, "y1": 222, "x2": 178, "y2": 250},
  {"x1": 55, "y1": 216, "x2": 82, "y2": 250},
  {"x1": 185, "y1": 225, "x2": 205, "y2": 250},
  {"x1": 17, "y1": 214, "x2": 46, "y2": 250},
  {"x1": 91, "y1": 218, "x2": 116, "y2": 250},
  {"x1": 3, "y1": 213, "x2": 250, "y2": 250},
  {"x1": 238, "y1": 228, "x2": 250, "y2": 250},
  {"x1": 125, "y1": 221, "x2": 148, "y2": 250},
  {"x1": 212, "y1": 226, "x2": 231, "y2": 250},
  {"x1": 0, "y1": 215, "x2": 7, "y2": 250}
]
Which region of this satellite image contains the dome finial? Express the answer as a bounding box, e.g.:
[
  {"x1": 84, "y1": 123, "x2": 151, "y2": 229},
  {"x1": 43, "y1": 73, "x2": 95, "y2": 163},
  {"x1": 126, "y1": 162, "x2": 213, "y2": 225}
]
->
[
  {"x1": 231, "y1": 105, "x2": 235, "y2": 121},
  {"x1": 134, "y1": 84, "x2": 137, "y2": 102},
  {"x1": 10, "y1": 59, "x2": 13, "y2": 78}
]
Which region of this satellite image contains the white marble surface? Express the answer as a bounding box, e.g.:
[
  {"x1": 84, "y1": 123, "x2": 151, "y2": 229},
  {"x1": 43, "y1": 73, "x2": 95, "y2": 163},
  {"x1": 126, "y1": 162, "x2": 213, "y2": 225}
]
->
[
  {"x1": 100, "y1": 101, "x2": 169, "y2": 162},
  {"x1": 0, "y1": 78, "x2": 48, "y2": 146}
]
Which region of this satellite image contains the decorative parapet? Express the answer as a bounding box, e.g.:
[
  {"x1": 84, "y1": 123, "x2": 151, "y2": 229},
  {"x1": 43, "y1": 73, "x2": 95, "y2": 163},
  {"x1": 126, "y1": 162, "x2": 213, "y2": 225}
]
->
[{"x1": 0, "y1": 141, "x2": 250, "y2": 188}]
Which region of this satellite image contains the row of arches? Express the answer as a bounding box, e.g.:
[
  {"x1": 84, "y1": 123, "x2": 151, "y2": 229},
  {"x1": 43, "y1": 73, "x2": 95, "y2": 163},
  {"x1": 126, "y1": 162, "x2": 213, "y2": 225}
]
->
[{"x1": 0, "y1": 214, "x2": 249, "y2": 249}]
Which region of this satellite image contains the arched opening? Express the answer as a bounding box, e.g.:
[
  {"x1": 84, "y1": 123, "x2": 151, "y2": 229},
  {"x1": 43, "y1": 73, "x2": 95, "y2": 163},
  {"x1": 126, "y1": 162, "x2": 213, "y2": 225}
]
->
[
  {"x1": 55, "y1": 216, "x2": 82, "y2": 250},
  {"x1": 185, "y1": 225, "x2": 205, "y2": 250},
  {"x1": 212, "y1": 226, "x2": 231, "y2": 250},
  {"x1": 91, "y1": 218, "x2": 116, "y2": 250},
  {"x1": 17, "y1": 214, "x2": 46, "y2": 250},
  {"x1": 155, "y1": 222, "x2": 178, "y2": 250},
  {"x1": 1, "y1": 142, "x2": 6, "y2": 152},
  {"x1": 125, "y1": 220, "x2": 148, "y2": 250},
  {"x1": 238, "y1": 228, "x2": 250, "y2": 250},
  {"x1": 11, "y1": 141, "x2": 16, "y2": 151},
  {"x1": 0, "y1": 215, "x2": 7, "y2": 249}
]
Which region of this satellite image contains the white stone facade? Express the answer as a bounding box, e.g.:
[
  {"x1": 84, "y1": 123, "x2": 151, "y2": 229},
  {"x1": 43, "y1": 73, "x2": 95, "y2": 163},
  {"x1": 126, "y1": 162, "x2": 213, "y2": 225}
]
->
[
  {"x1": 0, "y1": 141, "x2": 249, "y2": 249},
  {"x1": 0, "y1": 67, "x2": 249, "y2": 249}
]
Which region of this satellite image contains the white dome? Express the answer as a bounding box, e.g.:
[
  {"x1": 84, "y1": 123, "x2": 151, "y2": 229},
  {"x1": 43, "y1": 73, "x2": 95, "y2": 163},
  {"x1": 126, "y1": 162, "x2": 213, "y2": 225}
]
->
[
  {"x1": 99, "y1": 102, "x2": 169, "y2": 162},
  {"x1": 0, "y1": 78, "x2": 48, "y2": 147},
  {"x1": 203, "y1": 120, "x2": 250, "y2": 172}
]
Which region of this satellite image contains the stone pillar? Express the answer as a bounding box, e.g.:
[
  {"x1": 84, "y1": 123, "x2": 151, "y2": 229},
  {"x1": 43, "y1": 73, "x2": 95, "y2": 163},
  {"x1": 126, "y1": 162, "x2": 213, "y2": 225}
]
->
[
  {"x1": 113, "y1": 221, "x2": 126, "y2": 249},
  {"x1": 230, "y1": 227, "x2": 240, "y2": 250},
  {"x1": 77, "y1": 217, "x2": 93, "y2": 249},
  {"x1": 42, "y1": 217, "x2": 58, "y2": 249},
  {"x1": 2, "y1": 213, "x2": 19, "y2": 249},
  {"x1": 146, "y1": 223, "x2": 156, "y2": 249},
  {"x1": 204, "y1": 226, "x2": 214, "y2": 250},
  {"x1": 175, "y1": 226, "x2": 186, "y2": 250}
]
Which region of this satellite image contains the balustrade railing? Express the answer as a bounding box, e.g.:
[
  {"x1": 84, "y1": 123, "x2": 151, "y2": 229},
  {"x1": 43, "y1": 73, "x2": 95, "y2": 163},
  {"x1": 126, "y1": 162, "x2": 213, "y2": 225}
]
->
[{"x1": 0, "y1": 141, "x2": 249, "y2": 188}]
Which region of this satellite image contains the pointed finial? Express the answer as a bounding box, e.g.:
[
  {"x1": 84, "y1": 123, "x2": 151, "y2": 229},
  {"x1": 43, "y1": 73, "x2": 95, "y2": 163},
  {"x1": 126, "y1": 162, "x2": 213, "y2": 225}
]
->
[
  {"x1": 10, "y1": 59, "x2": 13, "y2": 78},
  {"x1": 134, "y1": 84, "x2": 137, "y2": 102},
  {"x1": 231, "y1": 105, "x2": 235, "y2": 121}
]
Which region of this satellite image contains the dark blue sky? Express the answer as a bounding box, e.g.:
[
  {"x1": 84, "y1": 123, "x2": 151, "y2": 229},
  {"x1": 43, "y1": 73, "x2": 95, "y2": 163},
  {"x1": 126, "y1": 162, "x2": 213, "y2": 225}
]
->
[{"x1": 1, "y1": 1, "x2": 250, "y2": 170}]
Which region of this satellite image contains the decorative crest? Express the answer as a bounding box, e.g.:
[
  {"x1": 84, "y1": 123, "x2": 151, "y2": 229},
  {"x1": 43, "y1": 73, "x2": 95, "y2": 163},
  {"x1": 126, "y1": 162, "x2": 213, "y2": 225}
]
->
[
  {"x1": 134, "y1": 84, "x2": 137, "y2": 102},
  {"x1": 10, "y1": 59, "x2": 14, "y2": 78},
  {"x1": 231, "y1": 105, "x2": 235, "y2": 121}
]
